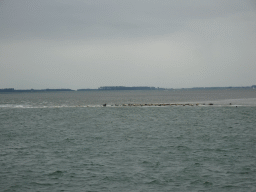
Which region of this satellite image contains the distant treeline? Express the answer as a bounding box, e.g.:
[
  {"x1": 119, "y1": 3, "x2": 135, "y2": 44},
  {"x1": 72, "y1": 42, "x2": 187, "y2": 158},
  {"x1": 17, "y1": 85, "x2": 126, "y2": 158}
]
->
[
  {"x1": 0, "y1": 85, "x2": 255, "y2": 93},
  {"x1": 0, "y1": 88, "x2": 75, "y2": 92},
  {"x1": 77, "y1": 86, "x2": 163, "y2": 91},
  {"x1": 98, "y1": 86, "x2": 157, "y2": 90}
]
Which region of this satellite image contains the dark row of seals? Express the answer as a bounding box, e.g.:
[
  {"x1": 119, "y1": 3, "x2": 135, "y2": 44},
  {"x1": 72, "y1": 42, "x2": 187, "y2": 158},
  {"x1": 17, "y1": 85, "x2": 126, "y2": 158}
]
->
[{"x1": 102, "y1": 103, "x2": 217, "y2": 107}]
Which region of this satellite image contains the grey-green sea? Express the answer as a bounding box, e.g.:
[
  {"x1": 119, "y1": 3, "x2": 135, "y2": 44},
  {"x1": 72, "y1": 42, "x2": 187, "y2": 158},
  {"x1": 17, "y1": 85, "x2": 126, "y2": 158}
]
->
[{"x1": 1, "y1": 89, "x2": 256, "y2": 192}]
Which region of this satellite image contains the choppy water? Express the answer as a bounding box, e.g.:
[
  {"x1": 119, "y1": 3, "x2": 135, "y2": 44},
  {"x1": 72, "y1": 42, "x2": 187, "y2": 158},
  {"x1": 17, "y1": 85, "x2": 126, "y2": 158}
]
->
[{"x1": 1, "y1": 89, "x2": 256, "y2": 191}]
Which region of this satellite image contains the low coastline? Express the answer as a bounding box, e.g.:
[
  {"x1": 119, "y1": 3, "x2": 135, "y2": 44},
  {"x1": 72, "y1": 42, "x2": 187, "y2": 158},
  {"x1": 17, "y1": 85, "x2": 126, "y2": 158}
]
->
[{"x1": 0, "y1": 85, "x2": 255, "y2": 93}]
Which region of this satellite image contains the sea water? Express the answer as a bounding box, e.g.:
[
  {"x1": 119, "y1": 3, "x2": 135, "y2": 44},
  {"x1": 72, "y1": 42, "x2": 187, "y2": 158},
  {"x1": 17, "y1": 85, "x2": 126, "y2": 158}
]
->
[{"x1": 1, "y1": 89, "x2": 256, "y2": 191}]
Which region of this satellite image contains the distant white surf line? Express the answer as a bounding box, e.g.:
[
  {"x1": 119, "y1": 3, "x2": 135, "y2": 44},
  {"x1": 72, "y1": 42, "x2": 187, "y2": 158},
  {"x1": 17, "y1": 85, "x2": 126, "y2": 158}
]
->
[{"x1": 0, "y1": 103, "x2": 254, "y2": 108}]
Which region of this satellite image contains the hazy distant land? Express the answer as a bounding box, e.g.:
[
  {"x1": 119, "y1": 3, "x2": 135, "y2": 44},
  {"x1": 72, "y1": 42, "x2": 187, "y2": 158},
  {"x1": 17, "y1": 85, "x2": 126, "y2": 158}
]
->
[{"x1": 0, "y1": 85, "x2": 255, "y2": 93}]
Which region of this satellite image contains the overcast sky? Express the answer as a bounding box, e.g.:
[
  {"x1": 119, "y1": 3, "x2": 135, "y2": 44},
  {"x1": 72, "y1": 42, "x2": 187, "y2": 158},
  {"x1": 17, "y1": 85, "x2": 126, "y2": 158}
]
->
[{"x1": 1, "y1": 0, "x2": 256, "y2": 89}]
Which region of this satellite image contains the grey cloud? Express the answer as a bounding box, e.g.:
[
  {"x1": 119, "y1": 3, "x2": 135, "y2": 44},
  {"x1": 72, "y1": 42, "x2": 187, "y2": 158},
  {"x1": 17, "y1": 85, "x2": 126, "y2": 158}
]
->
[
  {"x1": 1, "y1": 0, "x2": 253, "y2": 41},
  {"x1": 1, "y1": 0, "x2": 256, "y2": 89}
]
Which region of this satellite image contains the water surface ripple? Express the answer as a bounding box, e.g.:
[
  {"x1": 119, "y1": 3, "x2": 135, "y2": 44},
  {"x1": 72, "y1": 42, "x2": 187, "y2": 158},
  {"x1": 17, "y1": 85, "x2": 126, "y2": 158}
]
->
[{"x1": 1, "y1": 90, "x2": 256, "y2": 191}]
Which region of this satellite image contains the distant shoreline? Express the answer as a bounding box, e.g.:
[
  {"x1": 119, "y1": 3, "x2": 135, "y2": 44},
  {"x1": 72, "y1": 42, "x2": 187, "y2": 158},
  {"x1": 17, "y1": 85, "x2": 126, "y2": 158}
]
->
[{"x1": 0, "y1": 85, "x2": 255, "y2": 93}]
